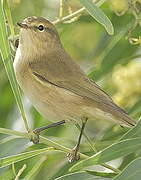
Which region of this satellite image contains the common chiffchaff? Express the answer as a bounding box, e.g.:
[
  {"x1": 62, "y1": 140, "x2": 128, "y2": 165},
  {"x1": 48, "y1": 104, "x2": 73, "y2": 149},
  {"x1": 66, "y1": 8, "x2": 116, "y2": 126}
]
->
[{"x1": 14, "y1": 16, "x2": 136, "y2": 162}]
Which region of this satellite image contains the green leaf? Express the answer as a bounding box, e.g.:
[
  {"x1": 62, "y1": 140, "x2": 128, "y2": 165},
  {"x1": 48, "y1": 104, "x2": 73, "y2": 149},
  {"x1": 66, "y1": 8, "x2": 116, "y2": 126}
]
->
[
  {"x1": 0, "y1": 0, "x2": 29, "y2": 131},
  {"x1": 128, "y1": 99, "x2": 141, "y2": 116},
  {"x1": 79, "y1": 0, "x2": 114, "y2": 35},
  {"x1": 55, "y1": 171, "x2": 111, "y2": 180},
  {"x1": 113, "y1": 158, "x2": 141, "y2": 180},
  {"x1": 120, "y1": 119, "x2": 141, "y2": 140},
  {"x1": 70, "y1": 137, "x2": 141, "y2": 172},
  {"x1": 0, "y1": 136, "x2": 20, "y2": 145},
  {"x1": 0, "y1": 147, "x2": 53, "y2": 168},
  {"x1": 24, "y1": 156, "x2": 47, "y2": 180},
  {"x1": 3, "y1": 0, "x2": 15, "y2": 36},
  {"x1": 88, "y1": 22, "x2": 132, "y2": 79},
  {"x1": 86, "y1": 170, "x2": 116, "y2": 178}
]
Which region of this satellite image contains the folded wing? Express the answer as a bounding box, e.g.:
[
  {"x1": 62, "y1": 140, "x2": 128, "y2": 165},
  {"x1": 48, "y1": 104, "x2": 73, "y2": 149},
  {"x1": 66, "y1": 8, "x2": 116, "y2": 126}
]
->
[{"x1": 29, "y1": 49, "x2": 136, "y2": 126}]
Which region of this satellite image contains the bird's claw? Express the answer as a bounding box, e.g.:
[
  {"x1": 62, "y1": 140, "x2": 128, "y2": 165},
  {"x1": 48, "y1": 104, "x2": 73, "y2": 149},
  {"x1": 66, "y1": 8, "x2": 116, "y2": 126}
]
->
[
  {"x1": 30, "y1": 130, "x2": 40, "y2": 144},
  {"x1": 67, "y1": 147, "x2": 80, "y2": 163}
]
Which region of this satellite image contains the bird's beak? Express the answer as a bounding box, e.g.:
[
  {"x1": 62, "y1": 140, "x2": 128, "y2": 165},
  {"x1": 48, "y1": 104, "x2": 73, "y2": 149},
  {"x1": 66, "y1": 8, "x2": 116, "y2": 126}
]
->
[{"x1": 17, "y1": 22, "x2": 28, "y2": 29}]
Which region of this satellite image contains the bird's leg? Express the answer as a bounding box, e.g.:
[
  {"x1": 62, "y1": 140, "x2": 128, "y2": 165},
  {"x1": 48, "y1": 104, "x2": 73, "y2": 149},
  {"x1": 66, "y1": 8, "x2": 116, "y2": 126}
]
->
[
  {"x1": 31, "y1": 120, "x2": 65, "y2": 144},
  {"x1": 67, "y1": 117, "x2": 88, "y2": 163}
]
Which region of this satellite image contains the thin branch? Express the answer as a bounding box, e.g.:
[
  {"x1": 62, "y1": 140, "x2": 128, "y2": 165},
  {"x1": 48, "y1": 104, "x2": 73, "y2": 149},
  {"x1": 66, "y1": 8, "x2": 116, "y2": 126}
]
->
[
  {"x1": 59, "y1": 0, "x2": 64, "y2": 19},
  {"x1": 0, "y1": 127, "x2": 120, "y2": 173},
  {"x1": 0, "y1": 127, "x2": 87, "y2": 159},
  {"x1": 53, "y1": 0, "x2": 108, "y2": 24},
  {"x1": 53, "y1": 7, "x2": 85, "y2": 24},
  {"x1": 12, "y1": 163, "x2": 16, "y2": 176},
  {"x1": 15, "y1": 164, "x2": 26, "y2": 180}
]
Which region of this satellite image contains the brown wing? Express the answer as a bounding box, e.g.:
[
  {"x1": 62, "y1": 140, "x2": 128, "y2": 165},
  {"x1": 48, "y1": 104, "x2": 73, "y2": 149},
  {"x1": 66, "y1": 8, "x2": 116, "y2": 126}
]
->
[{"x1": 29, "y1": 48, "x2": 136, "y2": 126}]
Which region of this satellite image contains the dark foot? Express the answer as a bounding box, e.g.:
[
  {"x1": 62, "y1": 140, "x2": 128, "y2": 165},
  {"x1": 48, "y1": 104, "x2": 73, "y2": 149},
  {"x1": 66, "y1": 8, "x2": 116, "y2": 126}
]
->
[
  {"x1": 30, "y1": 120, "x2": 66, "y2": 144},
  {"x1": 30, "y1": 130, "x2": 40, "y2": 144},
  {"x1": 67, "y1": 146, "x2": 80, "y2": 163}
]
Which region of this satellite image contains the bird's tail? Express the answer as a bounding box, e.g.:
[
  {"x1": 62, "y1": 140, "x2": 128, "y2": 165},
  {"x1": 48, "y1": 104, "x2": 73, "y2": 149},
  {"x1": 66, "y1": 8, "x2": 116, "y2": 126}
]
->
[{"x1": 116, "y1": 108, "x2": 136, "y2": 127}]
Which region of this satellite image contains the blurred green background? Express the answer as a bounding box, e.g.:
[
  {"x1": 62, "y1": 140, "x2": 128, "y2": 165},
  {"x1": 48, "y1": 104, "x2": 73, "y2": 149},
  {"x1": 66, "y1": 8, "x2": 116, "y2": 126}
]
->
[{"x1": 0, "y1": 0, "x2": 141, "y2": 179}]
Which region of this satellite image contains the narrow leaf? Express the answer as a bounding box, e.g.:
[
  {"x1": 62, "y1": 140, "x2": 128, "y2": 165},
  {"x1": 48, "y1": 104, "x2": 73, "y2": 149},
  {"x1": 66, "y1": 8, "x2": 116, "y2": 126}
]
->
[
  {"x1": 0, "y1": 0, "x2": 29, "y2": 131},
  {"x1": 79, "y1": 0, "x2": 114, "y2": 35},
  {"x1": 113, "y1": 158, "x2": 141, "y2": 180},
  {"x1": 70, "y1": 138, "x2": 141, "y2": 172},
  {"x1": 3, "y1": 0, "x2": 15, "y2": 36},
  {"x1": 120, "y1": 119, "x2": 141, "y2": 140},
  {"x1": 88, "y1": 22, "x2": 132, "y2": 79},
  {"x1": 24, "y1": 156, "x2": 47, "y2": 180},
  {"x1": 55, "y1": 171, "x2": 111, "y2": 180},
  {"x1": 86, "y1": 170, "x2": 116, "y2": 178},
  {"x1": 0, "y1": 148, "x2": 52, "y2": 168}
]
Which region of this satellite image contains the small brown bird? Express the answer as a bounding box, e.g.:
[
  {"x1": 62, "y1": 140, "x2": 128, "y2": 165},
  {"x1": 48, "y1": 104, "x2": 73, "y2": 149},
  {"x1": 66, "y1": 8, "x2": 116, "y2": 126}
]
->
[{"x1": 14, "y1": 16, "x2": 136, "y2": 162}]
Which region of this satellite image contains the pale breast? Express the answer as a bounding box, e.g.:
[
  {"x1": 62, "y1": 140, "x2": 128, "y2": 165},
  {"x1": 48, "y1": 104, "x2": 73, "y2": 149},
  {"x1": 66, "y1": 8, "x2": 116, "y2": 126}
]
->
[
  {"x1": 14, "y1": 55, "x2": 84, "y2": 122},
  {"x1": 13, "y1": 48, "x2": 120, "y2": 124}
]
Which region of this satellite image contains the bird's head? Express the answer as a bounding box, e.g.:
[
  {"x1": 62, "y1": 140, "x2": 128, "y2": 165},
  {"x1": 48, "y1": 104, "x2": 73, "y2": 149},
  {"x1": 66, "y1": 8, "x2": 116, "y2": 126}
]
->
[{"x1": 17, "y1": 16, "x2": 61, "y2": 54}]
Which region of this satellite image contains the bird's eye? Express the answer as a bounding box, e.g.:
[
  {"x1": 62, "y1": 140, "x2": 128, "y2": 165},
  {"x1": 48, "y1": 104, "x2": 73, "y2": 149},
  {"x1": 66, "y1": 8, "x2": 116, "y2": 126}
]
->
[{"x1": 38, "y1": 25, "x2": 44, "y2": 31}]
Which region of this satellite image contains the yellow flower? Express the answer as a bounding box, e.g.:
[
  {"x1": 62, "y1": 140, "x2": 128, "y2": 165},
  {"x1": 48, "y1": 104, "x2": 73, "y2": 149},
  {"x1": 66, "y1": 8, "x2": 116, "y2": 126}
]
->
[
  {"x1": 110, "y1": 0, "x2": 128, "y2": 16},
  {"x1": 112, "y1": 61, "x2": 141, "y2": 107}
]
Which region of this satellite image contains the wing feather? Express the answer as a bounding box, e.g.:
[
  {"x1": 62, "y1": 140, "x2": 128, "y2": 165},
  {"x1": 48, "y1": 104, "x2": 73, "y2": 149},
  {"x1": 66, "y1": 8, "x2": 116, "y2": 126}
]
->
[{"x1": 29, "y1": 49, "x2": 135, "y2": 126}]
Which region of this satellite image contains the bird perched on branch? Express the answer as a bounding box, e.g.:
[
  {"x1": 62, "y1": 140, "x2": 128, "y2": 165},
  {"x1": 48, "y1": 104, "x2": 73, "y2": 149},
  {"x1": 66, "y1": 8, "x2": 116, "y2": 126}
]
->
[{"x1": 14, "y1": 16, "x2": 136, "y2": 162}]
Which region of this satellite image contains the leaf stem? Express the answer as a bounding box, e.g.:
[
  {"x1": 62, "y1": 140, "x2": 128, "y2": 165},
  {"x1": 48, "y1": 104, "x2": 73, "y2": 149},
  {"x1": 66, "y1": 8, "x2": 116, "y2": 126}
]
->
[
  {"x1": 0, "y1": 128, "x2": 87, "y2": 159},
  {"x1": 54, "y1": 7, "x2": 85, "y2": 24},
  {"x1": 15, "y1": 164, "x2": 26, "y2": 180},
  {"x1": 59, "y1": 0, "x2": 64, "y2": 19},
  {"x1": 53, "y1": 0, "x2": 107, "y2": 24}
]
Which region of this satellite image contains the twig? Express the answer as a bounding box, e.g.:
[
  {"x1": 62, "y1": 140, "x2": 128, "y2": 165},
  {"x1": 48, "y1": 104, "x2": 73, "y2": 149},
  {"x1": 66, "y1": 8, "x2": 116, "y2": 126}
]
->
[
  {"x1": 0, "y1": 127, "x2": 120, "y2": 173},
  {"x1": 59, "y1": 0, "x2": 64, "y2": 19},
  {"x1": 53, "y1": 7, "x2": 85, "y2": 24},
  {"x1": 12, "y1": 163, "x2": 16, "y2": 176},
  {"x1": 53, "y1": 0, "x2": 107, "y2": 24},
  {"x1": 0, "y1": 127, "x2": 87, "y2": 159},
  {"x1": 15, "y1": 164, "x2": 26, "y2": 180}
]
